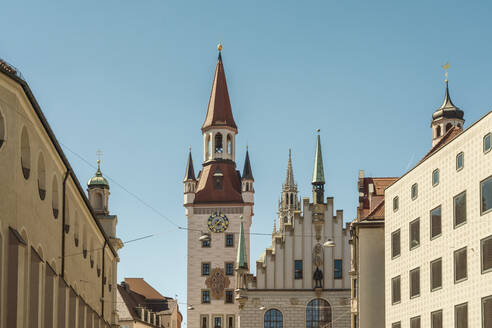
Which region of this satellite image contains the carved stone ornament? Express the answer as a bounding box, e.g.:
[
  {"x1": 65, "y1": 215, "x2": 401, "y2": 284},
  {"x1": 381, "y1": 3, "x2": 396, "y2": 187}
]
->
[
  {"x1": 312, "y1": 243, "x2": 324, "y2": 267},
  {"x1": 205, "y1": 268, "x2": 230, "y2": 299}
]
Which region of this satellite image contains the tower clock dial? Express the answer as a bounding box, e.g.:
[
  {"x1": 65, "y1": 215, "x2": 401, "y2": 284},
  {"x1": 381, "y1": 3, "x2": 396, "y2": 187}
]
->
[{"x1": 207, "y1": 213, "x2": 230, "y2": 233}]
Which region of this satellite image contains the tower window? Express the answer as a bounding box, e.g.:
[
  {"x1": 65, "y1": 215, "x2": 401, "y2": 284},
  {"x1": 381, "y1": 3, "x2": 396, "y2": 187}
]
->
[
  {"x1": 436, "y1": 125, "x2": 441, "y2": 138},
  {"x1": 431, "y1": 310, "x2": 442, "y2": 328},
  {"x1": 290, "y1": 193, "x2": 294, "y2": 205},
  {"x1": 446, "y1": 123, "x2": 453, "y2": 132},
  {"x1": 215, "y1": 133, "x2": 223, "y2": 154},
  {"x1": 391, "y1": 229, "x2": 400, "y2": 258},
  {"x1": 455, "y1": 303, "x2": 468, "y2": 328},
  {"x1": 225, "y1": 234, "x2": 234, "y2": 247},
  {"x1": 430, "y1": 258, "x2": 442, "y2": 291},
  {"x1": 225, "y1": 290, "x2": 234, "y2": 303},
  {"x1": 202, "y1": 262, "x2": 210, "y2": 276},
  {"x1": 213, "y1": 168, "x2": 223, "y2": 190},
  {"x1": 410, "y1": 316, "x2": 421, "y2": 328},
  {"x1": 201, "y1": 290, "x2": 210, "y2": 304},
  {"x1": 225, "y1": 262, "x2": 234, "y2": 276},
  {"x1": 227, "y1": 134, "x2": 232, "y2": 154},
  {"x1": 294, "y1": 260, "x2": 303, "y2": 279}
]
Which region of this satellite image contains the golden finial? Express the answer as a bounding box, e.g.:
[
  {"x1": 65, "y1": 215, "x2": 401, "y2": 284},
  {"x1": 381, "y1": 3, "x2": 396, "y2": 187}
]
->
[
  {"x1": 217, "y1": 42, "x2": 223, "y2": 52},
  {"x1": 96, "y1": 149, "x2": 103, "y2": 169},
  {"x1": 189, "y1": 145, "x2": 192, "y2": 152},
  {"x1": 442, "y1": 62, "x2": 450, "y2": 82},
  {"x1": 316, "y1": 128, "x2": 321, "y2": 133}
]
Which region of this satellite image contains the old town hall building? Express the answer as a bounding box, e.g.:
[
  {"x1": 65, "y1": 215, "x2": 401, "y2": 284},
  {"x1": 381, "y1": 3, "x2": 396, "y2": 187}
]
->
[{"x1": 183, "y1": 46, "x2": 351, "y2": 328}]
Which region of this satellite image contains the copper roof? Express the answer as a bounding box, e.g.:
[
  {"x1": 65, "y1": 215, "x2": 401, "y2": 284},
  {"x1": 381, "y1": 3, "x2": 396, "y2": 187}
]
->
[
  {"x1": 124, "y1": 278, "x2": 165, "y2": 300},
  {"x1": 201, "y1": 53, "x2": 237, "y2": 132},
  {"x1": 432, "y1": 81, "x2": 464, "y2": 121},
  {"x1": 194, "y1": 162, "x2": 243, "y2": 203}
]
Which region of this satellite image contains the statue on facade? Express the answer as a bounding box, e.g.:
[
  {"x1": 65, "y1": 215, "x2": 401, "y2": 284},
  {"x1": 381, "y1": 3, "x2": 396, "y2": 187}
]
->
[{"x1": 313, "y1": 266, "x2": 323, "y2": 289}]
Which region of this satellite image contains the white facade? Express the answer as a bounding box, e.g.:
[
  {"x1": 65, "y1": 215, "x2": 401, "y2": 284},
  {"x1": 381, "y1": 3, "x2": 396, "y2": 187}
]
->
[{"x1": 385, "y1": 110, "x2": 492, "y2": 327}]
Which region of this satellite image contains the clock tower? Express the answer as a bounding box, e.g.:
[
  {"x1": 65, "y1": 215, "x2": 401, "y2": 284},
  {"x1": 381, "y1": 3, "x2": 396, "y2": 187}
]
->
[{"x1": 184, "y1": 45, "x2": 254, "y2": 328}]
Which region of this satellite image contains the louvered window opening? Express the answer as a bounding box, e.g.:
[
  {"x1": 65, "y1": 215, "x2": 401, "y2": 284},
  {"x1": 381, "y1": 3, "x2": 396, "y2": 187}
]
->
[
  {"x1": 410, "y1": 268, "x2": 420, "y2": 298},
  {"x1": 454, "y1": 248, "x2": 467, "y2": 282},
  {"x1": 392, "y1": 230, "x2": 400, "y2": 258},
  {"x1": 430, "y1": 206, "x2": 442, "y2": 239},
  {"x1": 431, "y1": 258, "x2": 442, "y2": 291},
  {"x1": 455, "y1": 303, "x2": 468, "y2": 328}
]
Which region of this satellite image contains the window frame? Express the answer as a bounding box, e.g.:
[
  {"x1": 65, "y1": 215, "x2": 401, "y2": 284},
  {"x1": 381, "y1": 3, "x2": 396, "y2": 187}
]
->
[
  {"x1": 224, "y1": 290, "x2": 234, "y2": 304},
  {"x1": 454, "y1": 302, "x2": 468, "y2": 328},
  {"x1": 201, "y1": 290, "x2": 211, "y2": 304},
  {"x1": 430, "y1": 257, "x2": 442, "y2": 292},
  {"x1": 225, "y1": 262, "x2": 234, "y2": 276},
  {"x1": 392, "y1": 229, "x2": 401, "y2": 259},
  {"x1": 334, "y1": 259, "x2": 343, "y2": 279},
  {"x1": 264, "y1": 309, "x2": 283, "y2": 328},
  {"x1": 391, "y1": 322, "x2": 401, "y2": 328},
  {"x1": 393, "y1": 196, "x2": 399, "y2": 212},
  {"x1": 431, "y1": 309, "x2": 443, "y2": 328},
  {"x1": 411, "y1": 183, "x2": 418, "y2": 200},
  {"x1": 409, "y1": 218, "x2": 420, "y2": 250},
  {"x1": 294, "y1": 260, "x2": 303, "y2": 279},
  {"x1": 453, "y1": 191, "x2": 467, "y2": 229},
  {"x1": 432, "y1": 169, "x2": 440, "y2": 187},
  {"x1": 483, "y1": 295, "x2": 492, "y2": 328},
  {"x1": 480, "y1": 175, "x2": 492, "y2": 215},
  {"x1": 430, "y1": 205, "x2": 442, "y2": 240},
  {"x1": 456, "y1": 152, "x2": 464, "y2": 171},
  {"x1": 202, "y1": 236, "x2": 211, "y2": 248},
  {"x1": 391, "y1": 275, "x2": 401, "y2": 305},
  {"x1": 410, "y1": 315, "x2": 421, "y2": 328},
  {"x1": 484, "y1": 133, "x2": 491, "y2": 154},
  {"x1": 454, "y1": 246, "x2": 468, "y2": 284},
  {"x1": 201, "y1": 262, "x2": 211, "y2": 276},
  {"x1": 481, "y1": 235, "x2": 492, "y2": 274},
  {"x1": 225, "y1": 233, "x2": 234, "y2": 247},
  {"x1": 409, "y1": 267, "x2": 420, "y2": 299}
]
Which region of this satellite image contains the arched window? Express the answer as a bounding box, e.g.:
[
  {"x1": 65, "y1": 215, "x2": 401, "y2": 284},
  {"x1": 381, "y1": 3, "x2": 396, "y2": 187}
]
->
[
  {"x1": 285, "y1": 194, "x2": 289, "y2": 205},
  {"x1": 446, "y1": 123, "x2": 453, "y2": 132},
  {"x1": 206, "y1": 134, "x2": 211, "y2": 160},
  {"x1": 227, "y1": 134, "x2": 232, "y2": 154},
  {"x1": 95, "y1": 193, "x2": 103, "y2": 210},
  {"x1": 457, "y1": 123, "x2": 462, "y2": 129},
  {"x1": 0, "y1": 110, "x2": 5, "y2": 149},
  {"x1": 264, "y1": 309, "x2": 283, "y2": 328},
  {"x1": 37, "y1": 153, "x2": 46, "y2": 200},
  {"x1": 215, "y1": 133, "x2": 223, "y2": 153},
  {"x1": 306, "y1": 299, "x2": 332, "y2": 328},
  {"x1": 21, "y1": 126, "x2": 31, "y2": 179},
  {"x1": 436, "y1": 126, "x2": 441, "y2": 138}
]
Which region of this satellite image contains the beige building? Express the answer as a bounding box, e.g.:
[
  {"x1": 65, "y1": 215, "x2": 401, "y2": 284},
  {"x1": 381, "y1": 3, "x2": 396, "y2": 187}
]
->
[
  {"x1": 235, "y1": 141, "x2": 351, "y2": 328},
  {"x1": 385, "y1": 81, "x2": 492, "y2": 327},
  {"x1": 117, "y1": 278, "x2": 182, "y2": 328},
  {"x1": 183, "y1": 46, "x2": 254, "y2": 328},
  {"x1": 0, "y1": 59, "x2": 122, "y2": 327},
  {"x1": 349, "y1": 172, "x2": 397, "y2": 328}
]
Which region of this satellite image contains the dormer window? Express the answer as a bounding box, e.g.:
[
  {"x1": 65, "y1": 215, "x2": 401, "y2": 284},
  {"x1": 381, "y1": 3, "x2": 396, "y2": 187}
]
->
[
  {"x1": 213, "y1": 168, "x2": 223, "y2": 190},
  {"x1": 215, "y1": 133, "x2": 223, "y2": 154}
]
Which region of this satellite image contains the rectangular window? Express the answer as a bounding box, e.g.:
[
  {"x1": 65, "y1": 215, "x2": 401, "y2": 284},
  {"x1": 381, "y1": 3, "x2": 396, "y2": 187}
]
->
[
  {"x1": 202, "y1": 262, "x2": 210, "y2": 276},
  {"x1": 334, "y1": 259, "x2": 343, "y2": 279},
  {"x1": 393, "y1": 196, "x2": 399, "y2": 212},
  {"x1": 214, "y1": 317, "x2": 222, "y2": 328},
  {"x1": 227, "y1": 316, "x2": 234, "y2": 328},
  {"x1": 431, "y1": 310, "x2": 442, "y2": 328},
  {"x1": 294, "y1": 260, "x2": 303, "y2": 279},
  {"x1": 454, "y1": 247, "x2": 467, "y2": 283},
  {"x1": 481, "y1": 235, "x2": 492, "y2": 273},
  {"x1": 454, "y1": 191, "x2": 467, "y2": 227},
  {"x1": 354, "y1": 314, "x2": 358, "y2": 328},
  {"x1": 225, "y1": 290, "x2": 234, "y2": 304},
  {"x1": 202, "y1": 238, "x2": 211, "y2": 248},
  {"x1": 225, "y1": 233, "x2": 234, "y2": 247},
  {"x1": 432, "y1": 169, "x2": 440, "y2": 186},
  {"x1": 410, "y1": 267, "x2": 420, "y2": 298},
  {"x1": 410, "y1": 218, "x2": 420, "y2": 250},
  {"x1": 392, "y1": 322, "x2": 401, "y2": 328},
  {"x1": 392, "y1": 275, "x2": 401, "y2": 304},
  {"x1": 430, "y1": 258, "x2": 442, "y2": 291},
  {"x1": 411, "y1": 183, "x2": 418, "y2": 200},
  {"x1": 481, "y1": 176, "x2": 492, "y2": 215},
  {"x1": 430, "y1": 206, "x2": 442, "y2": 239},
  {"x1": 410, "y1": 316, "x2": 421, "y2": 328},
  {"x1": 225, "y1": 262, "x2": 234, "y2": 276},
  {"x1": 456, "y1": 152, "x2": 464, "y2": 171},
  {"x1": 484, "y1": 133, "x2": 491, "y2": 153},
  {"x1": 201, "y1": 290, "x2": 210, "y2": 304},
  {"x1": 392, "y1": 229, "x2": 401, "y2": 258},
  {"x1": 483, "y1": 295, "x2": 492, "y2": 328},
  {"x1": 201, "y1": 316, "x2": 208, "y2": 328},
  {"x1": 455, "y1": 302, "x2": 468, "y2": 328}
]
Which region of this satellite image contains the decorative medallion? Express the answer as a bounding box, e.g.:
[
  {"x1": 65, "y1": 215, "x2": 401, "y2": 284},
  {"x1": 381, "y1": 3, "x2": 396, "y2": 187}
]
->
[
  {"x1": 207, "y1": 213, "x2": 230, "y2": 233},
  {"x1": 205, "y1": 268, "x2": 230, "y2": 299}
]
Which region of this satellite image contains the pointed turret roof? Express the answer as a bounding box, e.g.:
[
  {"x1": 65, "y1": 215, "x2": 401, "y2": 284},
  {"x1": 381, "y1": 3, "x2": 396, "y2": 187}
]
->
[
  {"x1": 432, "y1": 81, "x2": 464, "y2": 121},
  {"x1": 242, "y1": 149, "x2": 254, "y2": 181},
  {"x1": 312, "y1": 132, "x2": 325, "y2": 184},
  {"x1": 284, "y1": 149, "x2": 296, "y2": 188},
  {"x1": 184, "y1": 148, "x2": 196, "y2": 181},
  {"x1": 236, "y1": 220, "x2": 248, "y2": 270},
  {"x1": 202, "y1": 50, "x2": 237, "y2": 132}
]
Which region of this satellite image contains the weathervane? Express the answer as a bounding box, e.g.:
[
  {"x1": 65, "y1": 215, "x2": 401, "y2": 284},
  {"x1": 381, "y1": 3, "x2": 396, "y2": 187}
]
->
[{"x1": 442, "y1": 62, "x2": 450, "y2": 82}]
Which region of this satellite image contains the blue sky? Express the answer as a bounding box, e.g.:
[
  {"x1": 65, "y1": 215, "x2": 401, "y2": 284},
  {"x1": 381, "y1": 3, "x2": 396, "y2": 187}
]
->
[{"x1": 2, "y1": 0, "x2": 492, "y2": 325}]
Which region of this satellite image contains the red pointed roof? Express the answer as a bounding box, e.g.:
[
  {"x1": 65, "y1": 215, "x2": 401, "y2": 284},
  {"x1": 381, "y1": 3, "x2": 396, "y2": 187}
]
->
[
  {"x1": 194, "y1": 162, "x2": 243, "y2": 203},
  {"x1": 202, "y1": 53, "x2": 237, "y2": 132}
]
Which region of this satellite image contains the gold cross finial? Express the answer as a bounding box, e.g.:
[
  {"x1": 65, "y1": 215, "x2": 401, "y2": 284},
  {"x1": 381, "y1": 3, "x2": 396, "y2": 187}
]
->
[
  {"x1": 217, "y1": 42, "x2": 223, "y2": 52},
  {"x1": 96, "y1": 149, "x2": 103, "y2": 167},
  {"x1": 442, "y1": 62, "x2": 450, "y2": 82}
]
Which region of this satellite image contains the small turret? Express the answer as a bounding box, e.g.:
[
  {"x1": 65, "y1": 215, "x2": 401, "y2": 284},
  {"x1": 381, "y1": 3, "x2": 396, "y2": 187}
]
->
[
  {"x1": 88, "y1": 160, "x2": 110, "y2": 215},
  {"x1": 183, "y1": 148, "x2": 196, "y2": 205},
  {"x1": 279, "y1": 149, "x2": 299, "y2": 229},
  {"x1": 241, "y1": 148, "x2": 254, "y2": 203},
  {"x1": 312, "y1": 130, "x2": 325, "y2": 204}
]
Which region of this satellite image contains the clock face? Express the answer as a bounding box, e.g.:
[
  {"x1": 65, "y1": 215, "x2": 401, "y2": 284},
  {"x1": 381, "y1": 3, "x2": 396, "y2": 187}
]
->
[{"x1": 207, "y1": 213, "x2": 229, "y2": 233}]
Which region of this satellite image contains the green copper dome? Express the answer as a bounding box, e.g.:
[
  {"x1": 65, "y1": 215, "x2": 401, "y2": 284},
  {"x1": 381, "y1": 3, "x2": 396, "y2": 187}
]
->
[{"x1": 88, "y1": 161, "x2": 109, "y2": 189}]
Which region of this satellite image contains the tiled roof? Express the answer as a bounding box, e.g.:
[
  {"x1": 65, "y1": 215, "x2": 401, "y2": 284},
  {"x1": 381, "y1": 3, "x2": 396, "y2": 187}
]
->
[
  {"x1": 194, "y1": 162, "x2": 243, "y2": 203},
  {"x1": 125, "y1": 278, "x2": 165, "y2": 300},
  {"x1": 360, "y1": 199, "x2": 385, "y2": 221},
  {"x1": 358, "y1": 177, "x2": 398, "y2": 220},
  {"x1": 202, "y1": 53, "x2": 237, "y2": 132},
  {"x1": 419, "y1": 126, "x2": 462, "y2": 164}
]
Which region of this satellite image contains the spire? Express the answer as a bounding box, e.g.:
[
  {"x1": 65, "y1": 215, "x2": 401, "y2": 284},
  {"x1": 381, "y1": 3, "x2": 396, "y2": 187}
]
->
[
  {"x1": 284, "y1": 149, "x2": 296, "y2": 188},
  {"x1": 242, "y1": 148, "x2": 254, "y2": 180},
  {"x1": 236, "y1": 220, "x2": 248, "y2": 270},
  {"x1": 432, "y1": 74, "x2": 464, "y2": 121},
  {"x1": 312, "y1": 131, "x2": 325, "y2": 184},
  {"x1": 184, "y1": 147, "x2": 196, "y2": 181},
  {"x1": 202, "y1": 45, "x2": 237, "y2": 132}
]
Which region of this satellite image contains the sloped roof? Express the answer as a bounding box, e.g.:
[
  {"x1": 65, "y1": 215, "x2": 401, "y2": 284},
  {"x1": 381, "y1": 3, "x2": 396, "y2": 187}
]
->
[
  {"x1": 124, "y1": 278, "x2": 165, "y2": 300},
  {"x1": 419, "y1": 126, "x2": 462, "y2": 164},
  {"x1": 242, "y1": 150, "x2": 254, "y2": 181},
  {"x1": 184, "y1": 150, "x2": 196, "y2": 181},
  {"x1": 201, "y1": 53, "x2": 237, "y2": 132},
  {"x1": 194, "y1": 162, "x2": 243, "y2": 203}
]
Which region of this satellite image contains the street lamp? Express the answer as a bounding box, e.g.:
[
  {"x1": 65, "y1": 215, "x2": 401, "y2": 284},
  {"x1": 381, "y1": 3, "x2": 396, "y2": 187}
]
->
[{"x1": 323, "y1": 239, "x2": 335, "y2": 248}]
